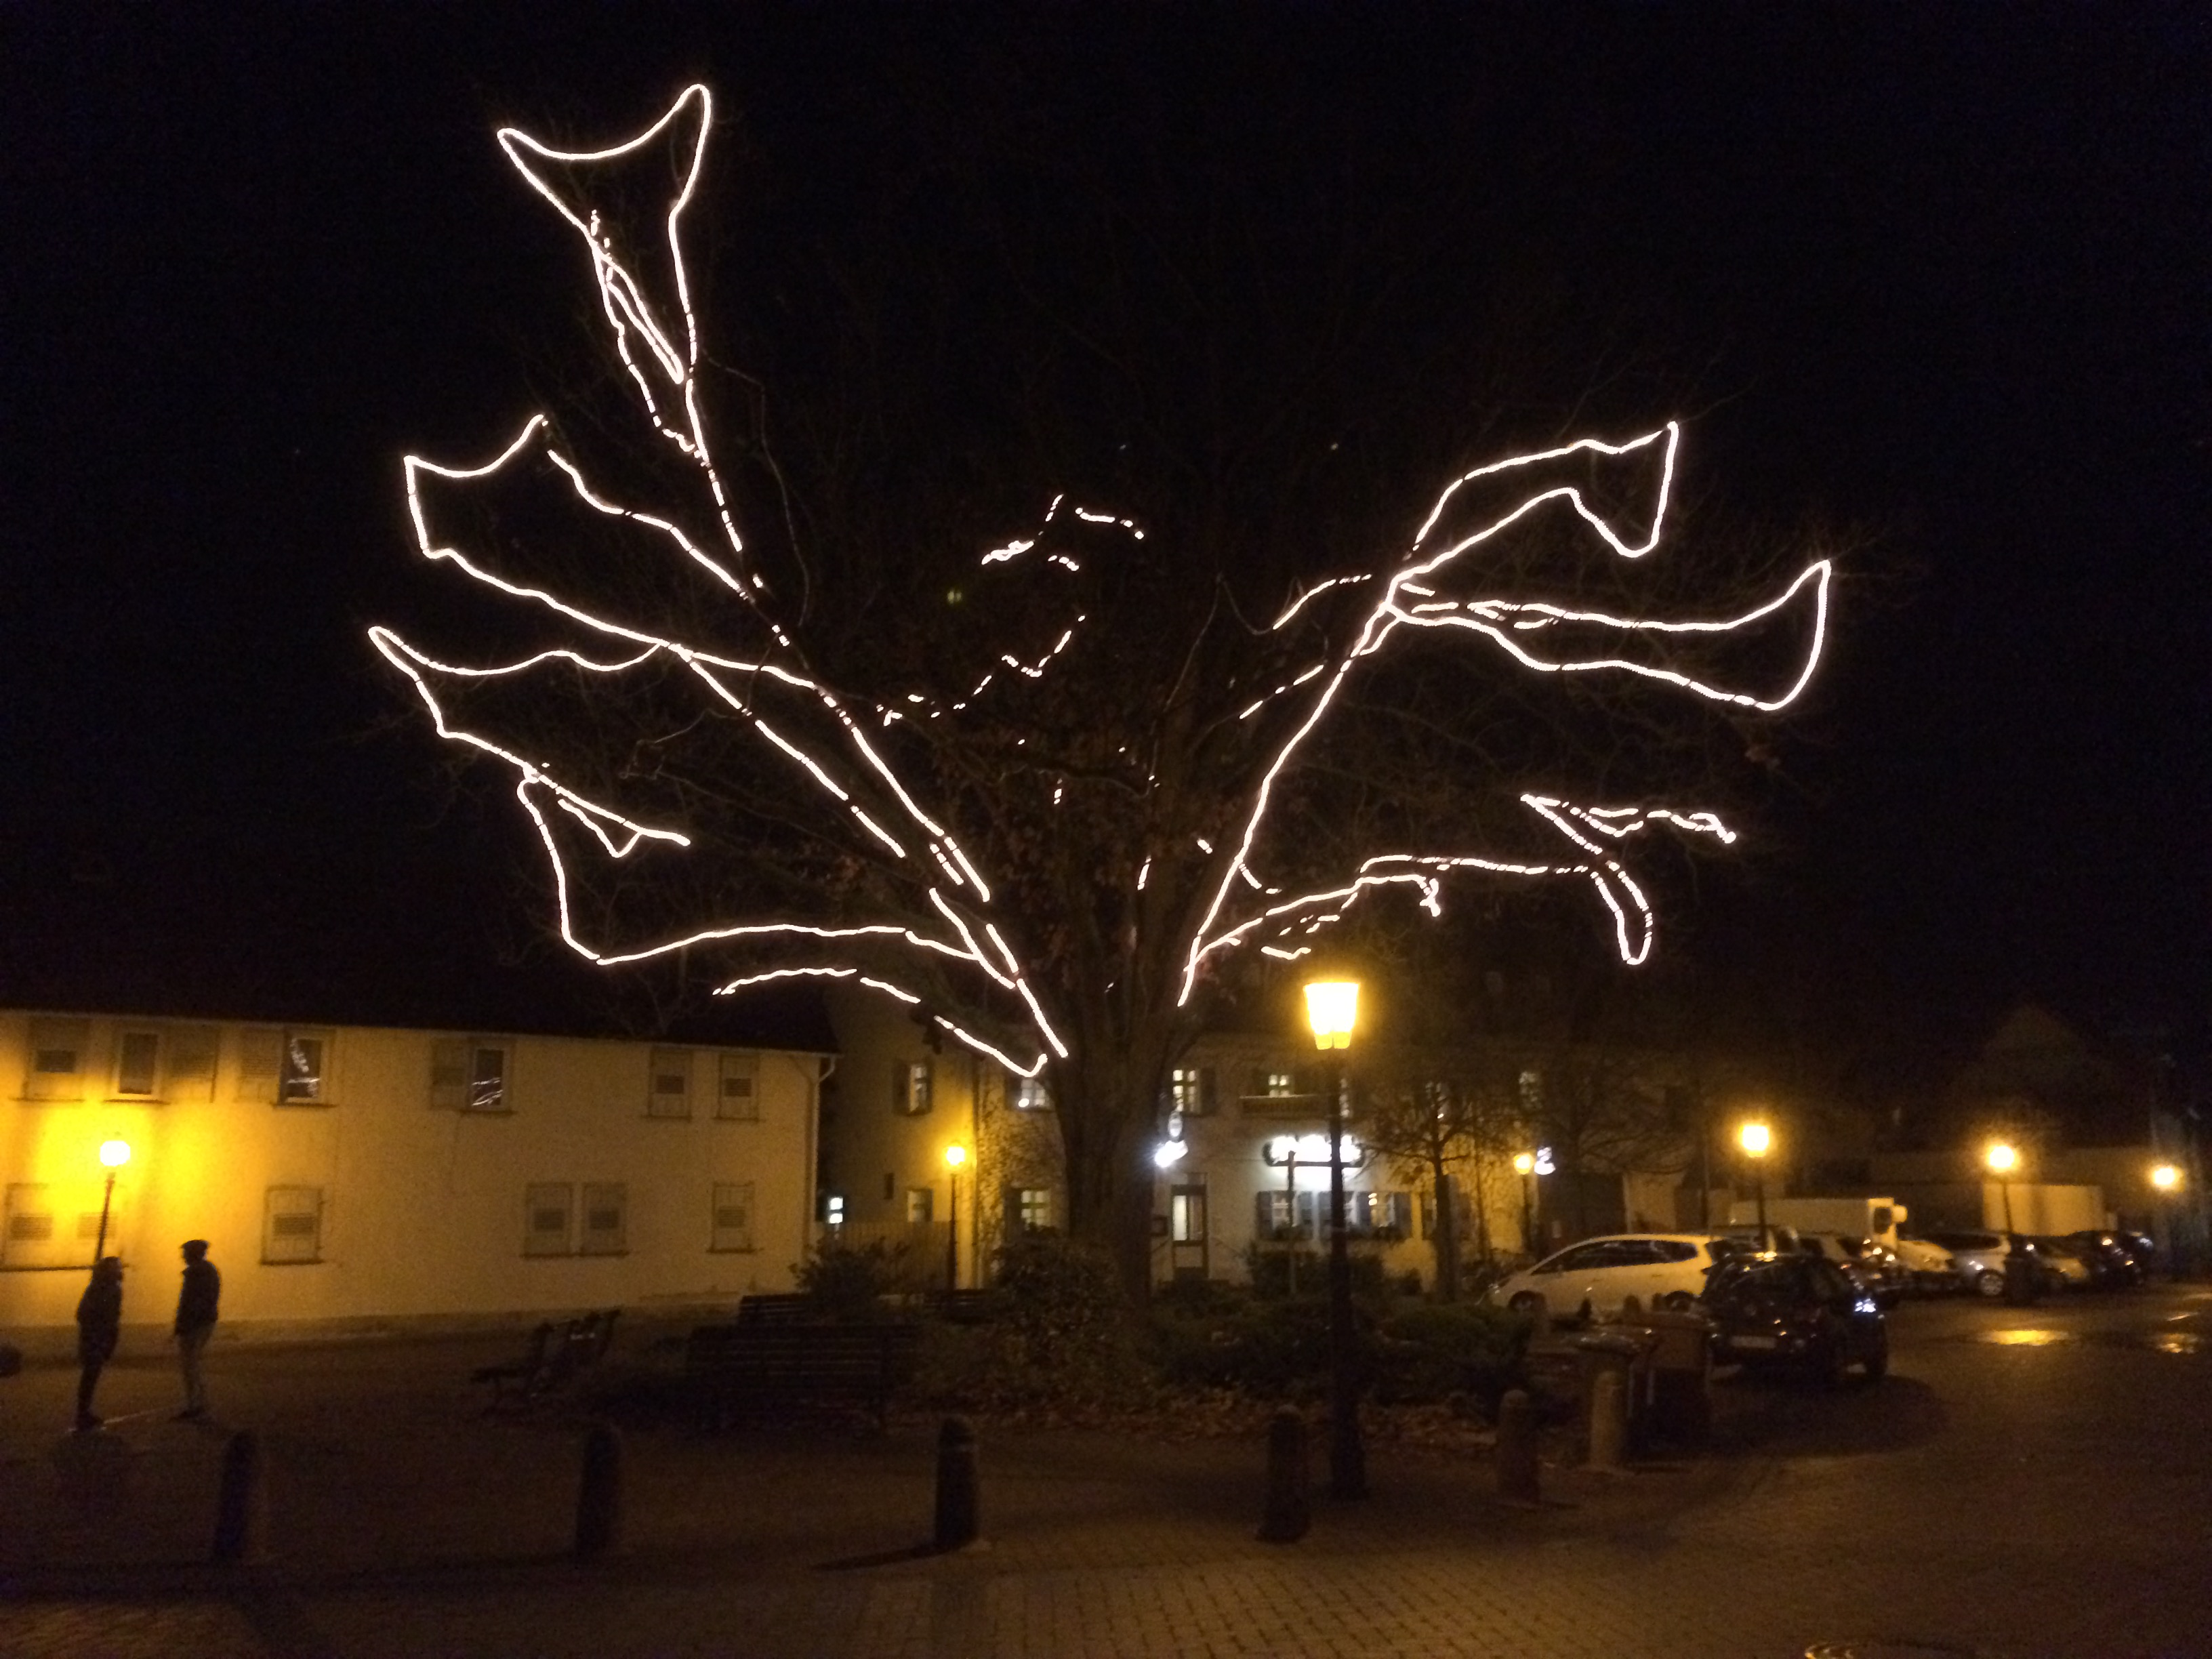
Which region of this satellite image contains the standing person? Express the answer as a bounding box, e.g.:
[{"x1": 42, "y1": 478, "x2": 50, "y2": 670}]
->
[
  {"x1": 74, "y1": 1256, "x2": 123, "y2": 1432},
  {"x1": 173, "y1": 1238, "x2": 220, "y2": 1419}
]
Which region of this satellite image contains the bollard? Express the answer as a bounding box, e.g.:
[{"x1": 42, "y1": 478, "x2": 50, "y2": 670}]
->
[
  {"x1": 1587, "y1": 1367, "x2": 1629, "y2": 1473},
  {"x1": 1494, "y1": 1389, "x2": 1540, "y2": 1507},
  {"x1": 1257, "y1": 1408, "x2": 1310, "y2": 1542},
  {"x1": 574, "y1": 1421, "x2": 625, "y2": 1561},
  {"x1": 933, "y1": 1415, "x2": 982, "y2": 1551},
  {"x1": 211, "y1": 1429, "x2": 269, "y2": 1564}
]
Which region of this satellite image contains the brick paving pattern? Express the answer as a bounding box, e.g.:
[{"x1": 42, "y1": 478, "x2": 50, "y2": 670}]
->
[{"x1": 3, "y1": 1289, "x2": 2208, "y2": 1656}]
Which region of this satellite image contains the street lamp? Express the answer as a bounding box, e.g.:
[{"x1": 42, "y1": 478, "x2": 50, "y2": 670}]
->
[
  {"x1": 1738, "y1": 1120, "x2": 1771, "y2": 1249},
  {"x1": 1985, "y1": 1141, "x2": 2040, "y2": 1304},
  {"x1": 1985, "y1": 1141, "x2": 2018, "y2": 1232},
  {"x1": 2151, "y1": 1164, "x2": 2184, "y2": 1279},
  {"x1": 1513, "y1": 1151, "x2": 1537, "y2": 1256},
  {"x1": 93, "y1": 1139, "x2": 130, "y2": 1262},
  {"x1": 943, "y1": 1144, "x2": 967, "y2": 1292},
  {"x1": 1303, "y1": 975, "x2": 1366, "y2": 1501}
]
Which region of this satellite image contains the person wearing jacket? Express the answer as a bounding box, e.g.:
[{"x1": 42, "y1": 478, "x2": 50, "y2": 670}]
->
[
  {"x1": 173, "y1": 1238, "x2": 220, "y2": 1419},
  {"x1": 74, "y1": 1256, "x2": 123, "y2": 1431}
]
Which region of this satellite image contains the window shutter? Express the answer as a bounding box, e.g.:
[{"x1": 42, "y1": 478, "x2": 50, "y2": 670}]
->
[
  {"x1": 580, "y1": 1183, "x2": 627, "y2": 1254},
  {"x1": 523, "y1": 1183, "x2": 573, "y2": 1256},
  {"x1": 469, "y1": 1045, "x2": 508, "y2": 1112},
  {"x1": 715, "y1": 1054, "x2": 758, "y2": 1120},
  {"x1": 167, "y1": 1026, "x2": 218, "y2": 1102},
  {"x1": 430, "y1": 1040, "x2": 470, "y2": 1110},
  {"x1": 114, "y1": 1030, "x2": 161, "y2": 1097},
  {"x1": 710, "y1": 1181, "x2": 755, "y2": 1250},
  {"x1": 237, "y1": 1029, "x2": 283, "y2": 1103},
  {"x1": 262, "y1": 1186, "x2": 324, "y2": 1265},
  {"x1": 26, "y1": 1018, "x2": 89, "y2": 1101}
]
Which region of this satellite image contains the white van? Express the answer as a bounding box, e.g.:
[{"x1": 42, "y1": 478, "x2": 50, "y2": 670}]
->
[{"x1": 1485, "y1": 1233, "x2": 1733, "y2": 1320}]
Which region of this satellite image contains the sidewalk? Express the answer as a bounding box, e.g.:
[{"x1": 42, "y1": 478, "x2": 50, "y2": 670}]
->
[{"x1": 0, "y1": 1324, "x2": 1761, "y2": 1658}]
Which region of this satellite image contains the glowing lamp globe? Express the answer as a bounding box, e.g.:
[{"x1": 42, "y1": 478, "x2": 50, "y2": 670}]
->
[
  {"x1": 1513, "y1": 1152, "x2": 1536, "y2": 1176},
  {"x1": 1303, "y1": 980, "x2": 1360, "y2": 1051},
  {"x1": 2151, "y1": 1164, "x2": 2182, "y2": 1192},
  {"x1": 99, "y1": 1139, "x2": 131, "y2": 1170},
  {"x1": 1986, "y1": 1142, "x2": 2018, "y2": 1175},
  {"x1": 1738, "y1": 1122, "x2": 1771, "y2": 1158},
  {"x1": 944, "y1": 1145, "x2": 968, "y2": 1171}
]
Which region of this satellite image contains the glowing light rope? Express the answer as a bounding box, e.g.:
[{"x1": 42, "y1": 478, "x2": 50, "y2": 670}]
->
[{"x1": 375, "y1": 83, "x2": 1829, "y2": 1090}]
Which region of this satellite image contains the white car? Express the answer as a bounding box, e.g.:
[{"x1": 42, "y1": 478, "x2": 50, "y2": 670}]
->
[
  {"x1": 1486, "y1": 1233, "x2": 1732, "y2": 1320},
  {"x1": 1887, "y1": 1233, "x2": 1958, "y2": 1292}
]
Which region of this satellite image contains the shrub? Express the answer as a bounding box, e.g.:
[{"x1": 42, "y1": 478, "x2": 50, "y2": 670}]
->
[
  {"x1": 916, "y1": 1234, "x2": 1150, "y2": 1413},
  {"x1": 1370, "y1": 1303, "x2": 1529, "y2": 1414},
  {"x1": 794, "y1": 1236, "x2": 913, "y2": 1319}
]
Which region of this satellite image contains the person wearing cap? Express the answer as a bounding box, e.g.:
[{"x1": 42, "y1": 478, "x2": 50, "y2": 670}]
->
[
  {"x1": 74, "y1": 1255, "x2": 124, "y2": 1431},
  {"x1": 173, "y1": 1239, "x2": 220, "y2": 1418}
]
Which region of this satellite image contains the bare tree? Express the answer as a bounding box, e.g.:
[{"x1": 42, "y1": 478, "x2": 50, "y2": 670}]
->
[{"x1": 371, "y1": 85, "x2": 1832, "y2": 1295}]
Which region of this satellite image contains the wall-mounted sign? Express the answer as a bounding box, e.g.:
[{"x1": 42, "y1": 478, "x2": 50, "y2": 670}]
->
[{"x1": 1263, "y1": 1133, "x2": 1369, "y2": 1170}]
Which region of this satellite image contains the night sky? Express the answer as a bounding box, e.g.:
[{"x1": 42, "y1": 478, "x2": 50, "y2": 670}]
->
[{"x1": 3, "y1": 5, "x2": 2206, "y2": 1080}]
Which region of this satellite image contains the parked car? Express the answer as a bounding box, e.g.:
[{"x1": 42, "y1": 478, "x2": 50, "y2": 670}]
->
[
  {"x1": 1797, "y1": 1233, "x2": 1910, "y2": 1307},
  {"x1": 2065, "y1": 1230, "x2": 2146, "y2": 1286},
  {"x1": 2029, "y1": 1235, "x2": 2095, "y2": 1291},
  {"x1": 1485, "y1": 1233, "x2": 1730, "y2": 1321},
  {"x1": 1702, "y1": 1252, "x2": 1889, "y2": 1385},
  {"x1": 1887, "y1": 1233, "x2": 1960, "y2": 1294},
  {"x1": 1916, "y1": 1229, "x2": 2015, "y2": 1298}
]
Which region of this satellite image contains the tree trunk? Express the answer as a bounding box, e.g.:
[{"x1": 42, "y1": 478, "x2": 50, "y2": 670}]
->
[{"x1": 1431, "y1": 1164, "x2": 1460, "y2": 1302}]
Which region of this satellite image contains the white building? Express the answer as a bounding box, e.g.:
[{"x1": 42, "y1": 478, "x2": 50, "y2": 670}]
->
[{"x1": 0, "y1": 1006, "x2": 828, "y2": 1343}]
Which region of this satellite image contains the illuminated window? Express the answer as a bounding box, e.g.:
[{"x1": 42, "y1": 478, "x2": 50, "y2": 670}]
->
[
  {"x1": 1254, "y1": 1191, "x2": 1315, "y2": 1241},
  {"x1": 1168, "y1": 1066, "x2": 1216, "y2": 1116},
  {"x1": 647, "y1": 1048, "x2": 693, "y2": 1118},
  {"x1": 710, "y1": 1181, "x2": 755, "y2": 1251},
  {"x1": 1007, "y1": 1187, "x2": 1053, "y2": 1235},
  {"x1": 894, "y1": 1060, "x2": 933, "y2": 1116},
  {"x1": 25, "y1": 1019, "x2": 89, "y2": 1101},
  {"x1": 580, "y1": 1183, "x2": 628, "y2": 1254},
  {"x1": 1170, "y1": 1185, "x2": 1208, "y2": 1244},
  {"x1": 715, "y1": 1054, "x2": 758, "y2": 1120},
  {"x1": 906, "y1": 1187, "x2": 935, "y2": 1225},
  {"x1": 524, "y1": 1183, "x2": 573, "y2": 1256},
  {"x1": 113, "y1": 1030, "x2": 161, "y2": 1099},
  {"x1": 1260, "y1": 1069, "x2": 1295, "y2": 1097},
  {"x1": 822, "y1": 1193, "x2": 846, "y2": 1227},
  {"x1": 280, "y1": 1032, "x2": 329, "y2": 1103},
  {"x1": 1012, "y1": 1075, "x2": 1050, "y2": 1111},
  {"x1": 431, "y1": 1039, "x2": 510, "y2": 1112},
  {"x1": 262, "y1": 1186, "x2": 324, "y2": 1265}
]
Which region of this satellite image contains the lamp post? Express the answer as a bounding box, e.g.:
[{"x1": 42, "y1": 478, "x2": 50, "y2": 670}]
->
[
  {"x1": 2150, "y1": 1163, "x2": 2183, "y2": 1280},
  {"x1": 1304, "y1": 975, "x2": 1366, "y2": 1501},
  {"x1": 1738, "y1": 1121, "x2": 1771, "y2": 1249},
  {"x1": 943, "y1": 1144, "x2": 966, "y2": 1292},
  {"x1": 93, "y1": 1139, "x2": 130, "y2": 1262},
  {"x1": 1986, "y1": 1141, "x2": 2038, "y2": 1304},
  {"x1": 1513, "y1": 1151, "x2": 1537, "y2": 1256}
]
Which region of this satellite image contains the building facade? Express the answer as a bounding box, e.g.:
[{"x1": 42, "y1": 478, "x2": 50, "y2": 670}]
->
[{"x1": 0, "y1": 1008, "x2": 827, "y2": 1340}]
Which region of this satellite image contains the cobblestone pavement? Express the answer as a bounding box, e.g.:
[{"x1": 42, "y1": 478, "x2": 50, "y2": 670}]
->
[{"x1": 3, "y1": 1288, "x2": 2208, "y2": 1657}]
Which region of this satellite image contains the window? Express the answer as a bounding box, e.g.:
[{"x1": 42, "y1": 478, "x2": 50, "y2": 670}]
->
[
  {"x1": 1168, "y1": 1066, "x2": 1216, "y2": 1116},
  {"x1": 262, "y1": 1186, "x2": 324, "y2": 1265},
  {"x1": 1258, "y1": 1068, "x2": 1296, "y2": 1098},
  {"x1": 710, "y1": 1181, "x2": 756, "y2": 1251},
  {"x1": 25, "y1": 1018, "x2": 89, "y2": 1101},
  {"x1": 281, "y1": 1031, "x2": 329, "y2": 1103},
  {"x1": 431, "y1": 1040, "x2": 510, "y2": 1112},
  {"x1": 1007, "y1": 1187, "x2": 1053, "y2": 1235},
  {"x1": 3, "y1": 1184, "x2": 60, "y2": 1267},
  {"x1": 1170, "y1": 1185, "x2": 1208, "y2": 1244},
  {"x1": 241, "y1": 1028, "x2": 333, "y2": 1105},
  {"x1": 906, "y1": 1187, "x2": 935, "y2": 1225},
  {"x1": 580, "y1": 1183, "x2": 628, "y2": 1254},
  {"x1": 1349, "y1": 1191, "x2": 1412, "y2": 1240},
  {"x1": 1254, "y1": 1190, "x2": 1315, "y2": 1241},
  {"x1": 822, "y1": 1193, "x2": 846, "y2": 1227},
  {"x1": 524, "y1": 1183, "x2": 573, "y2": 1256},
  {"x1": 715, "y1": 1054, "x2": 759, "y2": 1120},
  {"x1": 1012, "y1": 1074, "x2": 1050, "y2": 1112},
  {"x1": 647, "y1": 1048, "x2": 693, "y2": 1119},
  {"x1": 894, "y1": 1060, "x2": 933, "y2": 1115},
  {"x1": 114, "y1": 1030, "x2": 161, "y2": 1098}
]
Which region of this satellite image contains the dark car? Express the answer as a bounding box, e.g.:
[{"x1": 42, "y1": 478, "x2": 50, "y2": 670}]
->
[
  {"x1": 1702, "y1": 1252, "x2": 1889, "y2": 1386},
  {"x1": 2063, "y1": 1231, "x2": 2144, "y2": 1288}
]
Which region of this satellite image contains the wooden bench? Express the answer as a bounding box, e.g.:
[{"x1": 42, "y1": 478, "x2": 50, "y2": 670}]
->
[
  {"x1": 733, "y1": 1292, "x2": 817, "y2": 1326},
  {"x1": 684, "y1": 1321, "x2": 919, "y2": 1431},
  {"x1": 473, "y1": 1309, "x2": 621, "y2": 1410}
]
